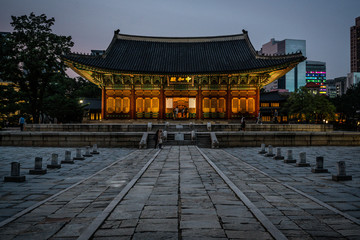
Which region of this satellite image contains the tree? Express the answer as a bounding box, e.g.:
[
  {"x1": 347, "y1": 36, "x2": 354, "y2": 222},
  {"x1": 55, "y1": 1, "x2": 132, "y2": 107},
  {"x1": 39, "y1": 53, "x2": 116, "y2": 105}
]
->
[
  {"x1": 331, "y1": 83, "x2": 360, "y2": 129},
  {"x1": 72, "y1": 77, "x2": 102, "y2": 99},
  {"x1": 0, "y1": 13, "x2": 74, "y2": 123},
  {"x1": 283, "y1": 87, "x2": 335, "y2": 123},
  {"x1": 42, "y1": 76, "x2": 86, "y2": 123},
  {"x1": 0, "y1": 84, "x2": 21, "y2": 126}
]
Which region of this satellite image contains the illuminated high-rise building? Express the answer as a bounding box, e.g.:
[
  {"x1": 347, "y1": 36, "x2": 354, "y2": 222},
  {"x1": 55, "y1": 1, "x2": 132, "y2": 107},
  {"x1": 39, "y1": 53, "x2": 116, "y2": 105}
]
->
[{"x1": 306, "y1": 60, "x2": 326, "y2": 95}]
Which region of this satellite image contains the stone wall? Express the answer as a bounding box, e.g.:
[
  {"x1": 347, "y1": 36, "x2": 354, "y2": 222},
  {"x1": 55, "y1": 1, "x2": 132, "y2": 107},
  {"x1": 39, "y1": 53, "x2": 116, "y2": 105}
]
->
[
  {"x1": 1, "y1": 131, "x2": 359, "y2": 147},
  {"x1": 0, "y1": 132, "x2": 143, "y2": 148},
  {"x1": 24, "y1": 123, "x2": 333, "y2": 132},
  {"x1": 215, "y1": 132, "x2": 360, "y2": 147}
]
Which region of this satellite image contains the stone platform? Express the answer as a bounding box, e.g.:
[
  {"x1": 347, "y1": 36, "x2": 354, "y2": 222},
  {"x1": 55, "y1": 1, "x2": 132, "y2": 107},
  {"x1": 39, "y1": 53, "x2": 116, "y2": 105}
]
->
[
  {"x1": 23, "y1": 122, "x2": 333, "y2": 132},
  {"x1": 0, "y1": 146, "x2": 359, "y2": 239},
  {"x1": 1, "y1": 130, "x2": 360, "y2": 147}
]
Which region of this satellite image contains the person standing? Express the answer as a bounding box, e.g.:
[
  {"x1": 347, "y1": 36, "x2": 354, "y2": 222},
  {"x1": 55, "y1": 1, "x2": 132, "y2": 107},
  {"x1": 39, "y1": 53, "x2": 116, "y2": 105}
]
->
[
  {"x1": 158, "y1": 129, "x2": 164, "y2": 149},
  {"x1": 241, "y1": 116, "x2": 246, "y2": 131},
  {"x1": 154, "y1": 129, "x2": 160, "y2": 149},
  {"x1": 273, "y1": 110, "x2": 278, "y2": 123},
  {"x1": 19, "y1": 116, "x2": 25, "y2": 131},
  {"x1": 256, "y1": 112, "x2": 262, "y2": 124},
  {"x1": 174, "y1": 106, "x2": 179, "y2": 120},
  {"x1": 154, "y1": 129, "x2": 164, "y2": 149}
]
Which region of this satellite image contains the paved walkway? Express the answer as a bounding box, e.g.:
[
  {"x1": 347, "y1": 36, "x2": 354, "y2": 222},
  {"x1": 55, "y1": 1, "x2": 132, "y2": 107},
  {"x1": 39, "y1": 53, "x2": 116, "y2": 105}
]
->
[{"x1": 0, "y1": 146, "x2": 359, "y2": 239}]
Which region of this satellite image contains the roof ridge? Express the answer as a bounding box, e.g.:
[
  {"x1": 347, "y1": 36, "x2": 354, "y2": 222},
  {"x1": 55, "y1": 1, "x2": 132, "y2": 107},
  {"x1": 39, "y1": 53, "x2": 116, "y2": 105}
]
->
[{"x1": 115, "y1": 32, "x2": 246, "y2": 43}]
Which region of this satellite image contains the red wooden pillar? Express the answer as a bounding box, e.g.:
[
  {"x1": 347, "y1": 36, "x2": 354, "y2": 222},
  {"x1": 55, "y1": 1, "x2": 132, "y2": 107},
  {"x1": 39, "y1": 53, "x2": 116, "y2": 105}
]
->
[
  {"x1": 196, "y1": 86, "x2": 202, "y2": 119},
  {"x1": 226, "y1": 86, "x2": 232, "y2": 119},
  {"x1": 159, "y1": 86, "x2": 165, "y2": 119},
  {"x1": 131, "y1": 87, "x2": 136, "y2": 119},
  {"x1": 101, "y1": 87, "x2": 106, "y2": 120},
  {"x1": 255, "y1": 87, "x2": 260, "y2": 117}
]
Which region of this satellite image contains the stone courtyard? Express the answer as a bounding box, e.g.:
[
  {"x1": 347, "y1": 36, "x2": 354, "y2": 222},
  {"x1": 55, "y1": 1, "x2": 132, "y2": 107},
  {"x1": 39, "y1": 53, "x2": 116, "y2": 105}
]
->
[{"x1": 0, "y1": 145, "x2": 359, "y2": 239}]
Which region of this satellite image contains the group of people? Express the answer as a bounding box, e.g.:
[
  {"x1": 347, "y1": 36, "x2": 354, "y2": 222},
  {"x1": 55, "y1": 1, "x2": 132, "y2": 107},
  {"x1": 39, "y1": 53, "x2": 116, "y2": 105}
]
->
[{"x1": 173, "y1": 106, "x2": 188, "y2": 120}]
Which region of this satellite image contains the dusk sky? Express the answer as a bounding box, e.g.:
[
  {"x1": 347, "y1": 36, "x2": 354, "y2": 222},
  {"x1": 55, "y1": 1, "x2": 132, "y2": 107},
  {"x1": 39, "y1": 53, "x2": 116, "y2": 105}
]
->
[{"x1": 1, "y1": 0, "x2": 359, "y2": 79}]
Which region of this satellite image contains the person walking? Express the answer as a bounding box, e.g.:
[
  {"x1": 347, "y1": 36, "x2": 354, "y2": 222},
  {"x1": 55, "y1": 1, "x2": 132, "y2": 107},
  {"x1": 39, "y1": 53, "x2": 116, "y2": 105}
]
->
[{"x1": 19, "y1": 116, "x2": 25, "y2": 131}]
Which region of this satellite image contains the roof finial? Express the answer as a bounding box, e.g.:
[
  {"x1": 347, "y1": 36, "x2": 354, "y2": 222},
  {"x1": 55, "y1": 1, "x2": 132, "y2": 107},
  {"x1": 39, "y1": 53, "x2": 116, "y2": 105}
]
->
[
  {"x1": 242, "y1": 29, "x2": 248, "y2": 34},
  {"x1": 115, "y1": 29, "x2": 120, "y2": 34}
]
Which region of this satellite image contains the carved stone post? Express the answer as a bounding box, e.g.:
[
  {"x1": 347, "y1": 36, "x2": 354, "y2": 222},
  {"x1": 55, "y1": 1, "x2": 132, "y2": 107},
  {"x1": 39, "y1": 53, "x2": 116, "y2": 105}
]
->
[
  {"x1": 311, "y1": 156, "x2": 328, "y2": 173},
  {"x1": 274, "y1": 147, "x2": 284, "y2": 160},
  {"x1": 29, "y1": 157, "x2": 47, "y2": 174},
  {"x1": 265, "y1": 145, "x2": 275, "y2": 157},
  {"x1": 296, "y1": 152, "x2": 310, "y2": 167},
  {"x1": 284, "y1": 149, "x2": 296, "y2": 163},
  {"x1": 61, "y1": 150, "x2": 74, "y2": 164},
  {"x1": 4, "y1": 162, "x2": 26, "y2": 182},
  {"x1": 258, "y1": 143, "x2": 266, "y2": 154},
  {"x1": 332, "y1": 161, "x2": 352, "y2": 181},
  {"x1": 47, "y1": 153, "x2": 61, "y2": 169},
  {"x1": 74, "y1": 148, "x2": 85, "y2": 160}
]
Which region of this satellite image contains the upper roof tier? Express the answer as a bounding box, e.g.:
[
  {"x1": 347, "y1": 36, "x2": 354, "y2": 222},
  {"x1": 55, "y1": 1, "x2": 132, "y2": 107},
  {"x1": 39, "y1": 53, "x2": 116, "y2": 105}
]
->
[{"x1": 63, "y1": 30, "x2": 305, "y2": 75}]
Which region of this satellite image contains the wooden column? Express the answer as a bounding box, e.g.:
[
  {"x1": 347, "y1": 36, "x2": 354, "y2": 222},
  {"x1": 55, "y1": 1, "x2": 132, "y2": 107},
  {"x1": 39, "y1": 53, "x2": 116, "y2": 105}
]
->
[
  {"x1": 196, "y1": 86, "x2": 202, "y2": 119},
  {"x1": 101, "y1": 87, "x2": 106, "y2": 120},
  {"x1": 159, "y1": 86, "x2": 165, "y2": 119},
  {"x1": 131, "y1": 86, "x2": 136, "y2": 119},
  {"x1": 226, "y1": 85, "x2": 232, "y2": 119},
  {"x1": 255, "y1": 87, "x2": 260, "y2": 117}
]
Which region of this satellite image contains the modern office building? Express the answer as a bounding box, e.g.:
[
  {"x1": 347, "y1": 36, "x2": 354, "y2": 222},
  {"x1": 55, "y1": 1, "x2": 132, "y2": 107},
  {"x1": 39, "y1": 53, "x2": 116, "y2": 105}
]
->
[
  {"x1": 351, "y1": 16, "x2": 360, "y2": 72},
  {"x1": 64, "y1": 30, "x2": 305, "y2": 120},
  {"x1": 261, "y1": 38, "x2": 306, "y2": 92},
  {"x1": 329, "y1": 77, "x2": 347, "y2": 96},
  {"x1": 346, "y1": 72, "x2": 360, "y2": 89},
  {"x1": 306, "y1": 60, "x2": 326, "y2": 95},
  {"x1": 325, "y1": 79, "x2": 337, "y2": 98}
]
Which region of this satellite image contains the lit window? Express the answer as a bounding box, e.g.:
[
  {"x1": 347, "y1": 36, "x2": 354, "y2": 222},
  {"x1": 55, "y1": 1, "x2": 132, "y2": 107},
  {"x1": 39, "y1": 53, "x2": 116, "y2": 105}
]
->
[
  {"x1": 203, "y1": 98, "x2": 210, "y2": 113},
  {"x1": 152, "y1": 98, "x2": 159, "y2": 112},
  {"x1": 248, "y1": 98, "x2": 255, "y2": 113},
  {"x1": 136, "y1": 98, "x2": 144, "y2": 112},
  {"x1": 145, "y1": 98, "x2": 151, "y2": 113},
  {"x1": 232, "y1": 98, "x2": 239, "y2": 113},
  {"x1": 115, "y1": 97, "x2": 122, "y2": 113},
  {"x1": 240, "y1": 98, "x2": 246, "y2": 112},
  {"x1": 107, "y1": 97, "x2": 115, "y2": 113},
  {"x1": 123, "y1": 97, "x2": 130, "y2": 113}
]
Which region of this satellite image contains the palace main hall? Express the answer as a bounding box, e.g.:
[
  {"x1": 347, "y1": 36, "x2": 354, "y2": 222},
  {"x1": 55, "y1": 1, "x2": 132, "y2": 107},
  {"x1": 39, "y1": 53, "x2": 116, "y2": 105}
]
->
[{"x1": 64, "y1": 30, "x2": 305, "y2": 120}]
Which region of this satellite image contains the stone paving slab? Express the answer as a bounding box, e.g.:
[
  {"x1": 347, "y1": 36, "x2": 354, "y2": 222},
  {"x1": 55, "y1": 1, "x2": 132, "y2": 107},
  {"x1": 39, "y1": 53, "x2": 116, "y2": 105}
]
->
[
  {"x1": 96, "y1": 146, "x2": 274, "y2": 239},
  {"x1": 222, "y1": 146, "x2": 360, "y2": 220},
  {"x1": 0, "y1": 147, "x2": 157, "y2": 239},
  {"x1": 0, "y1": 147, "x2": 135, "y2": 221},
  {"x1": 202, "y1": 147, "x2": 360, "y2": 239},
  {"x1": 0, "y1": 145, "x2": 359, "y2": 240}
]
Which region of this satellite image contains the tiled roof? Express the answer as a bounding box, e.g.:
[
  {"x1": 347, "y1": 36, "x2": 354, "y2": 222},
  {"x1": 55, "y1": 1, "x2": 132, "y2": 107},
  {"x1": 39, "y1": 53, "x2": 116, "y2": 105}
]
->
[
  {"x1": 260, "y1": 91, "x2": 290, "y2": 102},
  {"x1": 64, "y1": 31, "x2": 305, "y2": 75},
  {"x1": 82, "y1": 98, "x2": 101, "y2": 110}
]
